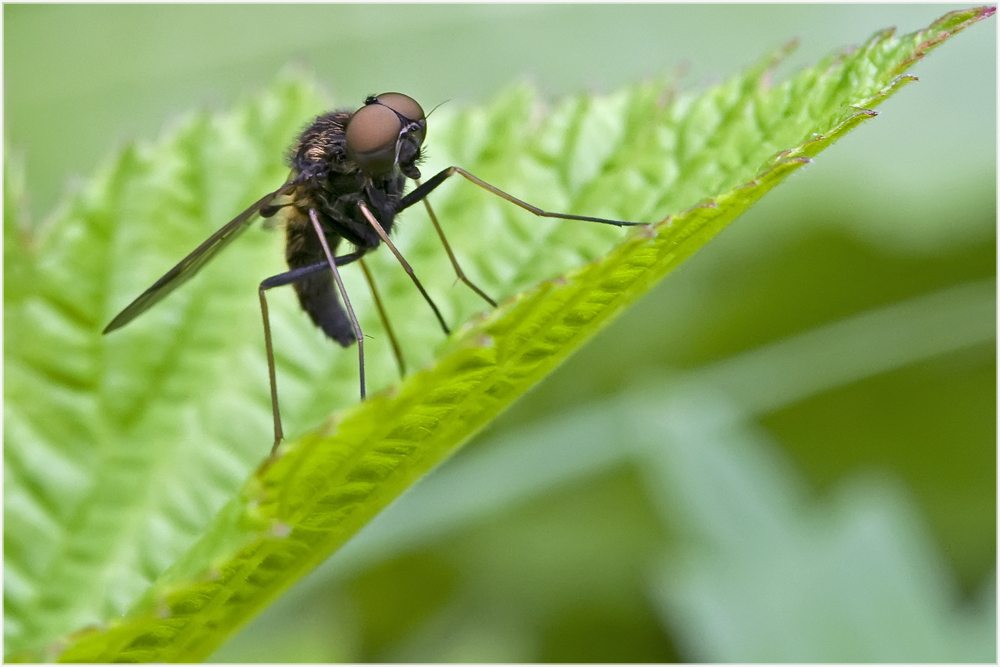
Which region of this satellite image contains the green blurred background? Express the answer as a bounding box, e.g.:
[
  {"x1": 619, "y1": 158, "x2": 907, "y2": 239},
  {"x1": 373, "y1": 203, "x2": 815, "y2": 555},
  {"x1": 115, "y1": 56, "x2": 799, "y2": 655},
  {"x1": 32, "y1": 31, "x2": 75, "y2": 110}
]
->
[{"x1": 6, "y1": 4, "x2": 995, "y2": 662}]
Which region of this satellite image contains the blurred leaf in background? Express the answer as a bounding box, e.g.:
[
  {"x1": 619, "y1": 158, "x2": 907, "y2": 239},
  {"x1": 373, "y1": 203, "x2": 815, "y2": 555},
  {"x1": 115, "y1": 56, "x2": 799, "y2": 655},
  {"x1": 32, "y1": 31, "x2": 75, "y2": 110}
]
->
[{"x1": 5, "y1": 4, "x2": 995, "y2": 662}]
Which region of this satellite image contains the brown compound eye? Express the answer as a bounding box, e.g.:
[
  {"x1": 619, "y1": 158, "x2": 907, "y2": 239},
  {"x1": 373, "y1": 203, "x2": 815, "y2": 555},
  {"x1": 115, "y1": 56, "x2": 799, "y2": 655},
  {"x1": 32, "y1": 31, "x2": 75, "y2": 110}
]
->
[
  {"x1": 345, "y1": 103, "x2": 404, "y2": 174},
  {"x1": 375, "y1": 92, "x2": 426, "y2": 150},
  {"x1": 375, "y1": 92, "x2": 425, "y2": 123},
  {"x1": 346, "y1": 93, "x2": 427, "y2": 175}
]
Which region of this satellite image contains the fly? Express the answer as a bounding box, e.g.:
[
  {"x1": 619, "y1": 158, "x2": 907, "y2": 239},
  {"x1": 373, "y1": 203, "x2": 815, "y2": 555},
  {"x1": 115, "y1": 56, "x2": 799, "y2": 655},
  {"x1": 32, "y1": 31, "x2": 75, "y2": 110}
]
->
[{"x1": 103, "y1": 93, "x2": 645, "y2": 453}]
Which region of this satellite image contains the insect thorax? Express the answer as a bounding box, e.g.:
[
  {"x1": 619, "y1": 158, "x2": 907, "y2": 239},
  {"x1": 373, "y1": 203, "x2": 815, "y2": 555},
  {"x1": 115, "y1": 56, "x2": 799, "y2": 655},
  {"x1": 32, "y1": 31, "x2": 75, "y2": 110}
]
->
[{"x1": 290, "y1": 111, "x2": 353, "y2": 176}]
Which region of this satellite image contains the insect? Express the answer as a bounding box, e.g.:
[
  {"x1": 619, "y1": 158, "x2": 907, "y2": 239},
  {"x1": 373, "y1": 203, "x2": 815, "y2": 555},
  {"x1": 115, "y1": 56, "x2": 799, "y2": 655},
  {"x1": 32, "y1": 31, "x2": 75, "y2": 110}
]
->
[{"x1": 103, "y1": 92, "x2": 644, "y2": 453}]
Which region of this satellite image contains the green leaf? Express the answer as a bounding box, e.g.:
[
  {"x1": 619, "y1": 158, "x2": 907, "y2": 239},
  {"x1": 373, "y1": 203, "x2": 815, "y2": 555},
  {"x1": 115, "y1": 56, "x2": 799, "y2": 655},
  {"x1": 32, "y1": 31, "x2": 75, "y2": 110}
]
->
[
  {"x1": 221, "y1": 278, "x2": 992, "y2": 661},
  {"x1": 643, "y1": 389, "x2": 995, "y2": 663},
  {"x1": 3, "y1": 6, "x2": 992, "y2": 662}
]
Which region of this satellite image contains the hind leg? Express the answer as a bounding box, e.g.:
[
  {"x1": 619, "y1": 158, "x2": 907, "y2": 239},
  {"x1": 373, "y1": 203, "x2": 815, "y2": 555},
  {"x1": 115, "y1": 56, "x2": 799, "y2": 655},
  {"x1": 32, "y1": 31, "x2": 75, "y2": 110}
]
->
[{"x1": 260, "y1": 251, "x2": 363, "y2": 453}]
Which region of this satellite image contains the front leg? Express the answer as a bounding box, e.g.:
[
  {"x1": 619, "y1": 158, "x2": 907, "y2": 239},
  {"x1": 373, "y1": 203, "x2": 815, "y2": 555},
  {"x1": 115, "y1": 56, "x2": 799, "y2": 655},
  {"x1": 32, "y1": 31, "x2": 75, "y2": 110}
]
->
[
  {"x1": 399, "y1": 166, "x2": 647, "y2": 228},
  {"x1": 357, "y1": 201, "x2": 451, "y2": 336}
]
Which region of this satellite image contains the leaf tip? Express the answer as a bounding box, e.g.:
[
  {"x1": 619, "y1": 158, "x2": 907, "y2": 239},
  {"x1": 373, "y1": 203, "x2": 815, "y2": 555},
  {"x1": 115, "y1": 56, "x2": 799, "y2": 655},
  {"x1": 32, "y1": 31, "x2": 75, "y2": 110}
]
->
[
  {"x1": 901, "y1": 5, "x2": 997, "y2": 71},
  {"x1": 933, "y1": 4, "x2": 996, "y2": 29}
]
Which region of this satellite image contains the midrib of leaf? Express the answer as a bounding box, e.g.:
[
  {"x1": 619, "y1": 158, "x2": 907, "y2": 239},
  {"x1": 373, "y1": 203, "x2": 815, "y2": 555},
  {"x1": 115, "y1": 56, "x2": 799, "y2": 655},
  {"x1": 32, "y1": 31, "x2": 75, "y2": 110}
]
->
[{"x1": 2, "y1": 5, "x2": 991, "y2": 663}]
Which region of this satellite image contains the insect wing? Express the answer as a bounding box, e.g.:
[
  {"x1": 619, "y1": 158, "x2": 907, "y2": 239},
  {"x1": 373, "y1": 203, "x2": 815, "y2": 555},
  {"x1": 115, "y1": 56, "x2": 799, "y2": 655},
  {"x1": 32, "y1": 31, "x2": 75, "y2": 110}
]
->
[{"x1": 103, "y1": 182, "x2": 296, "y2": 334}]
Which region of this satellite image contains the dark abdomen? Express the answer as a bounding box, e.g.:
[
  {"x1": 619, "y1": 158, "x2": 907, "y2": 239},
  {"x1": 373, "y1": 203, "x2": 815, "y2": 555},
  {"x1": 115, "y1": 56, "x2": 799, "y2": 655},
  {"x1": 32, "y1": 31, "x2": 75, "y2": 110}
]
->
[{"x1": 284, "y1": 209, "x2": 357, "y2": 347}]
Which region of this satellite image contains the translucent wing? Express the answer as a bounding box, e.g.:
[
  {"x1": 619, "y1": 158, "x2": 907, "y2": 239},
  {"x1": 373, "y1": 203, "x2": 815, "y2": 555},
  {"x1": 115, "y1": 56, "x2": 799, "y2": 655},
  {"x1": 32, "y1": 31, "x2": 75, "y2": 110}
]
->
[{"x1": 103, "y1": 181, "x2": 297, "y2": 334}]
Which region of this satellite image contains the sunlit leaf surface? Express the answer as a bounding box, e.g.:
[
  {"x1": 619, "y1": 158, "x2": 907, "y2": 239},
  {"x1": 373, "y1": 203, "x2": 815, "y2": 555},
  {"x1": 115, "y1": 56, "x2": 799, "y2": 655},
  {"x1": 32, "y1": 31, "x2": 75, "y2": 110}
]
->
[{"x1": 3, "y1": 6, "x2": 993, "y2": 662}]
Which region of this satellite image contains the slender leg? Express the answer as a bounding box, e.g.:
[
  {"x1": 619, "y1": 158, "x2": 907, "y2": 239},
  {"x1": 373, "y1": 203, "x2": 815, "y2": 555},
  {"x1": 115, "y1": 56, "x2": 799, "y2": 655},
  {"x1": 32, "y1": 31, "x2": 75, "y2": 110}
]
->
[
  {"x1": 359, "y1": 258, "x2": 407, "y2": 378},
  {"x1": 260, "y1": 254, "x2": 364, "y2": 454},
  {"x1": 399, "y1": 166, "x2": 648, "y2": 227},
  {"x1": 415, "y1": 179, "x2": 497, "y2": 308},
  {"x1": 358, "y1": 201, "x2": 451, "y2": 335},
  {"x1": 259, "y1": 284, "x2": 283, "y2": 452},
  {"x1": 308, "y1": 209, "x2": 366, "y2": 401}
]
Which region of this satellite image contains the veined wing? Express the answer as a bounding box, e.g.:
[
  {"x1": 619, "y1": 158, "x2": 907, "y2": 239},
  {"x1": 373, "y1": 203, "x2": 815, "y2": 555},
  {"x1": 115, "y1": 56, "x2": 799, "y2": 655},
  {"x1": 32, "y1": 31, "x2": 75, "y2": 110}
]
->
[{"x1": 103, "y1": 181, "x2": 297, "y2": 334}]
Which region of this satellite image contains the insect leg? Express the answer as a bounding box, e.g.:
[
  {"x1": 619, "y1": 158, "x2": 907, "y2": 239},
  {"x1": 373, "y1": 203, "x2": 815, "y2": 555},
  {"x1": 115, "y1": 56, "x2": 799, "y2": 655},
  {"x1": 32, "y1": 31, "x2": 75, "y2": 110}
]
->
[
  {"x1": 414, "y1": 179, "x2": 497, "y2": 308},
  {"x1": 359, "y1": 258, "x2": 407, "y2": 378},
  {"x1": 260, "y1": 202, "x2": 291, "y2": 218},
  {"x1": 308, "y1": 208, "x2": 366, "y2": 401},
  {"x1": 399, "y1": 166, "x2": 648, "y2": 228},
  {"x1": 260, "y1": 253, "x2": 364, "y2": 454},
  {"x1": 358, "y1": 201, "x2": 451, "y2": 336}
]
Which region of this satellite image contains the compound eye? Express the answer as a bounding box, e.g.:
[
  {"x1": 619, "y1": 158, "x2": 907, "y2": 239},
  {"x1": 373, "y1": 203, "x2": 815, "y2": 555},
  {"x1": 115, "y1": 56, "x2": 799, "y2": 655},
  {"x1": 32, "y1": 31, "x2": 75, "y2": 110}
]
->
[
  {"x1": 345, "y1": 103, "x2": 402, "y2": 174},
  {"x1": 375, "y1": 92, "x2": 426, "y2": 146},
  {"x1": 375, "y1": 93, "x2": 425, "y2": 123}
]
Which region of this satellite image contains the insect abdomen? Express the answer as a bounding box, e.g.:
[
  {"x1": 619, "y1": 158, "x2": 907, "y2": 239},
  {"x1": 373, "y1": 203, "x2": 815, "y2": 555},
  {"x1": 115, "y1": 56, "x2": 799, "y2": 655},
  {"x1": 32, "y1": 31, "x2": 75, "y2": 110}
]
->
[
  {"x1": 285, "y1": 209, "x2": 357, "y2": 347},
  {"x1": 292, "y1": 272, "x2": 357, "y2": 347}
]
